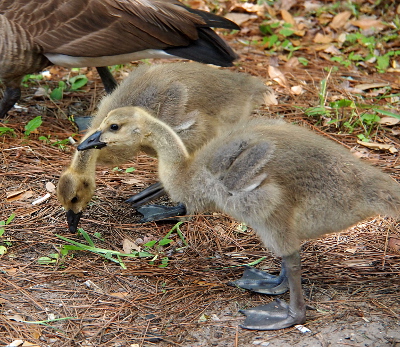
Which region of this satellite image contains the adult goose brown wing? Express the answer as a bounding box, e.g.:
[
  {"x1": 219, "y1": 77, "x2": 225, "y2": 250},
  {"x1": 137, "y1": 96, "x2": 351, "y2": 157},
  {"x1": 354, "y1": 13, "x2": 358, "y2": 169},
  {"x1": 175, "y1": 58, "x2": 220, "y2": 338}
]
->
[{"x1": 0, "y1": 0, "x2": 239, "y2": 117}]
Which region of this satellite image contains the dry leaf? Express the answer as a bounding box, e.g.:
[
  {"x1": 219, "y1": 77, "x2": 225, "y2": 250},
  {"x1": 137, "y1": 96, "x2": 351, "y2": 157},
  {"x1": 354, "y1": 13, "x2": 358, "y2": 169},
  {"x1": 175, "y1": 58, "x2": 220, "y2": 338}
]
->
[
  {"x1": 263, "y1": 90, "x2": 278, "y2": 105},
  {"x1": 388, "y1": 237, "x2": 400, "y2": 253},
  {"x1": 30, "y1": 326, "x2": 42, "y2": 340},
  {"x1": 329, "y1": 11, "x2": 352, "y2": 29},
  {"x1": 378, "y1": 117, "x2": 399, "y2": 126},
  {"x1": 84, "y1": 280, "x2": 104, "y2": 293},
  {"x1": 8, "y1": 314, "x2": 26, "y2": 322},
  {"x1": 291, "y1": 85, "x2": 303, "y2": 95},
  {"x1": 357, "y1": 140, "x2": 398, "y2": 153},
  {"x1": 281, "y1": 9, "x2": 296, "y2": 26},
  {"x1": 350, "y1": 18, "x2": 386, "y2": 31},
  {"x1": 110, "y1": 292, "x2": 129, "y2": 299},
  {"x1": 313, "y1": 33, "x2": 333, "y2": 44},
  {"x1": 121, "y1": 178, "x2": 144, "y2": 185},
  {"x1": 324, "y1": 45, "x2": 342, "y2": 55},
  {"x1": 7, "y1": 340, "x2": 24, "y2": 347},
  {"x1": 268, "y1": 65, "x2": 289, "y2": 88},
  {"x1": 22, "y1": 342, "x2": 41, "y2": 347},
  {"x1": 6, "y1": 190, "x2": 34, "y2": 202},
  {"x1": 122, "y1": 238, "x2": 141, "y2": 253},
  {"x1": 224, "y1": 13, "x2": 257, "y2": 26},
  {"x1": 6, "y1": 190, "x2": 26, "y2": 199},
  {"x1": 45, "y1": 182, "x2": 56, "y2": 193},
  {"x1": 284, "y1": 57, "x2": 300, "y2": 69},
  {"x1": 392, "y1": 129, "x2": 400, "y2": 135},
  {"x1": 354, "y1": 82, "x2": 390, "y2": 90}
]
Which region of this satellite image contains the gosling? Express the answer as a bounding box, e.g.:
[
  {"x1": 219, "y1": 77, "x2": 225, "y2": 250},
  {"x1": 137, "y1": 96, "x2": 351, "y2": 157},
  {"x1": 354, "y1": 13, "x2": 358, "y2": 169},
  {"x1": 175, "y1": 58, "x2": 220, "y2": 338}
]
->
[
  {"x1": 57, "y1": 62, "x2": 269, "y2": 231},
  {"x1": 77, "y1": 106, "x2": 400, "y2": 330}
]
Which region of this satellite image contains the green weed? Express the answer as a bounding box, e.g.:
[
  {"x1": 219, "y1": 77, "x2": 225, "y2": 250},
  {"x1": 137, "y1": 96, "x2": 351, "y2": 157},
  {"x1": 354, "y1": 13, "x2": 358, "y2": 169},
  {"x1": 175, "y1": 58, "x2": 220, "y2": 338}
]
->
[
  {"x1": 24, "y1": 116, "x2": 42, "y2": 136},
  {"x1": 0, "y1": 213, "x2": 16, "y2": 255}
]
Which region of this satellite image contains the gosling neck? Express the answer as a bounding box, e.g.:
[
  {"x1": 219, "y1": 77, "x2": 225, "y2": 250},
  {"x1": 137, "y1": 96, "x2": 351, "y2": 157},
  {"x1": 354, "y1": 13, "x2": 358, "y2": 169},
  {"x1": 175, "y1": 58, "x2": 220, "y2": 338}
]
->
[
  {"x1": 141, "y1": 114, "x2": 190, "y2": 166},
  {"x1": 70, "y1": 148, "x2": 99, "y2": 174}
]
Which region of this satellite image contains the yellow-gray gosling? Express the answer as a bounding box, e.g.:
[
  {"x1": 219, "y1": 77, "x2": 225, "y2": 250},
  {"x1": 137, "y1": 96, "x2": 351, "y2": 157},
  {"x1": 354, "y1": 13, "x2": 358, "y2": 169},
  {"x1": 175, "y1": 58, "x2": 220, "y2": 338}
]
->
[
  {"x1": 77, "y1": 106, "x2": 400, "y2": 330},
  {"x1": 57, "y1": 63, "x2": 269, "y2": 231}
]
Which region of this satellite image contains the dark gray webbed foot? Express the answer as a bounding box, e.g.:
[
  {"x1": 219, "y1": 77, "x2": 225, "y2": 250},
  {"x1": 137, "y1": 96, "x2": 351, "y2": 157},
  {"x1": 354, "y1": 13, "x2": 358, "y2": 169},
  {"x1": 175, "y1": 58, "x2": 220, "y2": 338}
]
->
[
  {"x1": 137, "y1": 203, "x2": 187, "y2": 223},
  {"x1": 240, "y1": 299, "x2": 306, "y2": 330},
  {"x1": 229, "y1": 265, "x2": 289, "y2": 295}
]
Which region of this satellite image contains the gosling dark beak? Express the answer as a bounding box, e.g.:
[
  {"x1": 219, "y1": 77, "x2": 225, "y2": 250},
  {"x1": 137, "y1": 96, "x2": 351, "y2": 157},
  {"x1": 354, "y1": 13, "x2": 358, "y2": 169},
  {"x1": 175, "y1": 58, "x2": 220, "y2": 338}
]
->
[
  {"x1": 77, "y1": 131, "x2": 107, "y2": 151},
  {"x1": 66, "y1": 210, "x2": 82, "y2": 233}
]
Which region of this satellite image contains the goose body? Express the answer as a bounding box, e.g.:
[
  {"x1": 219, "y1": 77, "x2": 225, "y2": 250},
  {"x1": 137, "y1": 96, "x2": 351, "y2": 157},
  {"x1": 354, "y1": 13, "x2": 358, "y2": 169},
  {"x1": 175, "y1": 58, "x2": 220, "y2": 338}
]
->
[
  {"x1": 78, "y1": 106, "x2": 400, "y2": 330},
  {"x1": 57, "y1": 62, "x2": 269, "y2": 231},
  {"x1": 0, "y1": 0, "x2": 239, "y2": 117}
]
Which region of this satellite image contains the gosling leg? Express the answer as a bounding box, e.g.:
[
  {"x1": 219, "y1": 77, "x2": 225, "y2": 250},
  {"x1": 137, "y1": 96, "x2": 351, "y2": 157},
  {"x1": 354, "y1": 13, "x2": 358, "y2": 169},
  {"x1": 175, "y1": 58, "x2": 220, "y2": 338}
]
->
[
  {"x1": 240, "y1": 251, "x2": 306, "y2": 330},
  {"x1": 125, "y1": 182, "x2": 166, "y2": 207}
]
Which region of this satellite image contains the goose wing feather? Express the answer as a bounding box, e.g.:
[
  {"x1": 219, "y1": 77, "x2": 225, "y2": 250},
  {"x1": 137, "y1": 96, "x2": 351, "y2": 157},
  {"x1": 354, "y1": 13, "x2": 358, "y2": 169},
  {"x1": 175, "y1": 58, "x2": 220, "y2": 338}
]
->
[
  {"x1": 208, "y1": 138, "x2": 275, "y2": 192},
  {"x1": 1, "y1": 0, "x2": 231, "y2": 57}
]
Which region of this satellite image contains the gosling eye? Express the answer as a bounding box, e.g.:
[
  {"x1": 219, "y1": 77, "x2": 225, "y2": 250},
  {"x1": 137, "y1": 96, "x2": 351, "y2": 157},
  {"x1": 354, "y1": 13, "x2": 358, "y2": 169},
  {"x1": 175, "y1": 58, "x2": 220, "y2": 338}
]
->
[
  {"x1": 110, "y1": 124, "x2": 119, "y2": 131},
  {"x1": 71, "y1": 197, "x2": 78, "y2": 204}
]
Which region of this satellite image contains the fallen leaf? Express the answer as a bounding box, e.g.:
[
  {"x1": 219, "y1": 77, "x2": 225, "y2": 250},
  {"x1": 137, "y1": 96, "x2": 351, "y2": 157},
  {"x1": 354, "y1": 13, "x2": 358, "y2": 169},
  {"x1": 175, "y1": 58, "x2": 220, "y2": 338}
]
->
[
  {"x1": 45, "y1": 182, "x2": 56, "y2": 193},
  {"x1": 350, "y1": 18, "x2": 386, "y2": 31},
  {"x1": 329, "y1": 11, "x2": 352, "y2": 29},
  {"x1": 229, "y1": 3, "x2": 265, "y2": 16},
  {"x1": 354, "y1": 82, "x2": 390, "y2": 90},
  {"x1": 110, "y1": 292, "x2": 130, "y2": 299},
  {"x1": 3, "y1": 267, "x2": 18, "y2": 275},
  {"x1": 224, "y1": 13, "x2": 257, "y2": 26},
  {"x1": 313, "y1": 33, "x2": 333, "y2": 44},
  {"x1": 263, "y1": 90, "x2": 278, "y2": 105},
  {"x1": 324, "y1": 45, "x2": 342, "y2": 55},
  {"x1": 84, "y1": 280, "x2": 104, "y2": 293},
  {"x1": 12, "y1": 206, "x2": 40, "y2": 218},
  {"x1": 22, "y1": 342, "x2": 41, "y2": 347},
  {"x1": 121, "y1": 178, "x2": 145, "y2": 185},
  {"x1": 357, "y1": 140, "x2": 398, "y2": 153},
  {"x1": 6, "y1": 190, "x2": 34, "y2": 202},
  {"x1": 8, "y1": 314, "x2": 26, "y2": 322},
  {"x1": 268, "y1": 65, "x2": 289, "y2": 88},
  {"x1": 122, "y1": 238, "x2": 141, "y2": 254},
  {"x1": 388, "y1": 237, "x2": 400, "y2": 253},
  {"x1": 379, "y1": 117, "x2": 399, "y2": 126},
  {"x1": 392, "y1": 129, "x2": 400, "y2": 135},
  {"x1": 7, "y1": 340, "x2": 24, "y2": 347},
  {"x1": 281, "y1": 9, "x2": 296, "y2": 26},
  {"x1": 284, "y1": 57, "x2": 300, "y2": 69},
  {"x1": 291, "y1": 85, "x2": 303, "y2": 95}
]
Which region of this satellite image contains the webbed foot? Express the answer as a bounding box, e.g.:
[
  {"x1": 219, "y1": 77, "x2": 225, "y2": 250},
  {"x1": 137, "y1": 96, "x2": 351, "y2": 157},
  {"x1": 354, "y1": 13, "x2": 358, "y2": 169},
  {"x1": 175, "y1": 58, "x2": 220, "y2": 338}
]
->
[
  {"x1": 240, "y1": 299, "x2": 306, "y2": 330},
  {"x1": 229, "y1": 265, "x2": 289, "y2": 295},
  {"x1": 137, "y1": 203, "x2": 186, "y2": 223}
]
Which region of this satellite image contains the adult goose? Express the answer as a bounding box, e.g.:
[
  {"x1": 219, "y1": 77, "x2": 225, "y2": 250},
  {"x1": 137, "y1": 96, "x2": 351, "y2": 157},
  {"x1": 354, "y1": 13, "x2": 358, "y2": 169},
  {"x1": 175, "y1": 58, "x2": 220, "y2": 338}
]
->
[
  {"x1": 77, "y1": 106, "x2": 400, "y2": 330},
  {"x1": 57, "y1": 62, "x2": 269, "y2": 232},
  {"x1": 0, "y1": 0, "x2": 239, "y2": 118}
]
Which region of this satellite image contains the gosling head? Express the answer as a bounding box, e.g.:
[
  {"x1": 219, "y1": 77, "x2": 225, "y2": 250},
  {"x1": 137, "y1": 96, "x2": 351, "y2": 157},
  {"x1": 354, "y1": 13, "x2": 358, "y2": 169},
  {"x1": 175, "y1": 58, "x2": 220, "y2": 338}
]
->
[
  {"x1": 78, "y1": 107, "x2": 146, "y2": 152},
  {"x1": 57, "y1": 170, "x2": 96, "y2": 233}
]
